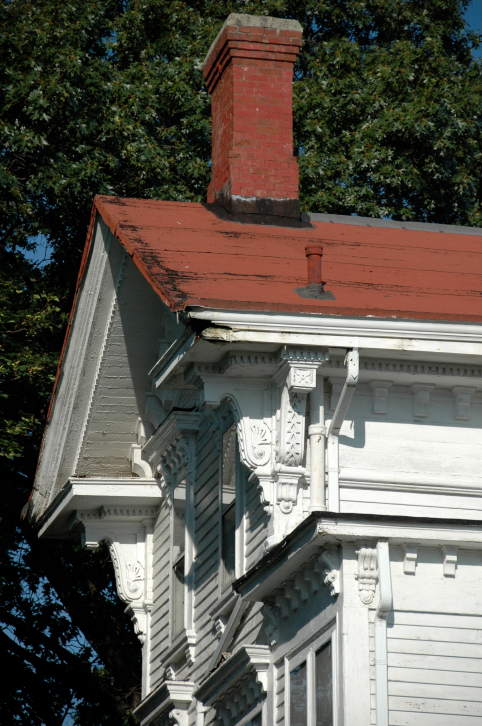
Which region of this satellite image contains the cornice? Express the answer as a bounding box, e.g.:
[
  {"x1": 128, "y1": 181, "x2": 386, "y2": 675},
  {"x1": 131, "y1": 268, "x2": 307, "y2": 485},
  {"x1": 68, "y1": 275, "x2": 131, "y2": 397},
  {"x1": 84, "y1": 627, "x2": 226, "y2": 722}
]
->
[
  {"x1": 37, "y1": 479, "x2": 161, "y2": 539},
  {"x1": 189, "y1": 309, "x2": 482, "y2": 343},
  {"x1": 327, "y1": 356, "x2": 482, "y2": 384}
]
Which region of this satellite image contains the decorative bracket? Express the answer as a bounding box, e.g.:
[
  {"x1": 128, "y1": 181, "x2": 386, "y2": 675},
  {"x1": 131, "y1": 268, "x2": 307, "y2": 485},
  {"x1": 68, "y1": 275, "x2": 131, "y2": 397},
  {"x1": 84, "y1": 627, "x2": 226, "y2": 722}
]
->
[
  {"x1": 130, "y1": 418, "x2": 155, "y2": 477},
  {"x1": 402, "y1": 545, "x2": 418, "y2": 575},
  {"x1": 131, "y1": 444, "x2": 154, "y2": 478},
  {"x1": 272, "y1": 349, "x2": 327, "y2": 542},
  {"x1": 442, "y1": 546, "x2": 458, "y2": 577},
  {"x1": 75, "y1": 505, "x2": 158, "y2": 643},
  {"x1": 320, "y1": 547, "x2": 341, "y2": 595},
  {"x1": 355, "y1": 547, "x2": 378, "y2": 605}
]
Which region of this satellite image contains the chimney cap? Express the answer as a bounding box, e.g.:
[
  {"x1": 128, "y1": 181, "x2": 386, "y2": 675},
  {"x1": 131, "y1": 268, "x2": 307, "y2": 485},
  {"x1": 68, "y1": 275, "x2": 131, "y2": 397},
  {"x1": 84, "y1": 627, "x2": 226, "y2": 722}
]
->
[{"x1": 202, "y1": 13, "x2": 302, "y2": 72}]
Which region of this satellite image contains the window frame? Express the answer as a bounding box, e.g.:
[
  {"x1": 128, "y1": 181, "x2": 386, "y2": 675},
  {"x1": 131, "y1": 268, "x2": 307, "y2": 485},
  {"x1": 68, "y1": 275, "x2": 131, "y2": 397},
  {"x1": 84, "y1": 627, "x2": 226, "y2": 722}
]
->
[
  {"x1": 284, "y1": 624, "x2": 338, "y2": 726},
  {"x1": 218, "y1": 419, "x2": 246, "y2": 596}
]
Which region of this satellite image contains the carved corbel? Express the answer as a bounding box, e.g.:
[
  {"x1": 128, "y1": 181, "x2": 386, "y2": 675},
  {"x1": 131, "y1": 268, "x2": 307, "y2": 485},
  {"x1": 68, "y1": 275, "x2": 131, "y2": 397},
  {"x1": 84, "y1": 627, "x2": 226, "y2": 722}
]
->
[
  {"x1": 355, "y1": 547, "x2": 378, "y2": 605},
  {"x1": 75, "y1": 505, "x2": 157, "y2": 642},
  {"x1": 320, "y1": 548, "x2": 341, "y2": 596},
  {"x1": 273, "y1": 354, "x2": 322, "y2": 535}
]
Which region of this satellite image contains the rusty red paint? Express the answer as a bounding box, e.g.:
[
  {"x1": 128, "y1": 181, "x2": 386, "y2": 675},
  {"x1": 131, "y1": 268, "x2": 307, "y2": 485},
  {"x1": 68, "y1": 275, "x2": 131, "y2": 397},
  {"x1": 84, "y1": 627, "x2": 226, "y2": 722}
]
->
[{"x1": 91, "y1": 195, "x2": 482, "y2": 323}]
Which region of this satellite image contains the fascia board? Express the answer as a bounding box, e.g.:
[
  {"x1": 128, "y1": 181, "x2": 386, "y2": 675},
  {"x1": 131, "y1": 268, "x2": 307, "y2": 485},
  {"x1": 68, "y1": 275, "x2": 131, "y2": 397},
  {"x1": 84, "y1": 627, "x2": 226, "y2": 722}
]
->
[
  {"x1": 190, "y1": 309, "x2": 482, "y2": 356},
  {"x1": 37, "y1": 478, "x2": 160, "y2": 539},
  {"x1": 316, "y1": 515, "x2": 482, "y2": 545},
  {"x1": 149, "y1": 331, "x2": 197, "y2": 387}
]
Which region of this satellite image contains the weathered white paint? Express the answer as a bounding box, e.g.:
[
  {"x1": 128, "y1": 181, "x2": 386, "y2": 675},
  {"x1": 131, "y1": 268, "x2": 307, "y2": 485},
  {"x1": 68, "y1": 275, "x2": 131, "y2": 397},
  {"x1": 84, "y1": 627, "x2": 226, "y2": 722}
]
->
[
  {"x1": 326, "y1": 349, "x2": 359, "y2": 511},
  {"x1": 34, "y1": 229, "x2": 482, "y2": 726}
]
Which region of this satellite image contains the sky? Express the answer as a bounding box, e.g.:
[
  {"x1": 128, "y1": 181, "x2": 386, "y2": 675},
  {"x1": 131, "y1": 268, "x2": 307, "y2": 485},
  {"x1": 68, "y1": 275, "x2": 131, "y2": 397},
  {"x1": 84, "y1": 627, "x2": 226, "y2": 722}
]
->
[{"x1": 466, "y1": 0, "x2": 482, "y2": 56}]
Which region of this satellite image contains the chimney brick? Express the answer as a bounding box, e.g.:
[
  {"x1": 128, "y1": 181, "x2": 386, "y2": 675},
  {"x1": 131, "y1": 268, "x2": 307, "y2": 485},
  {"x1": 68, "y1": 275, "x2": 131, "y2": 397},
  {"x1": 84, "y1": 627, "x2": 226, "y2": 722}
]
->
[{"x1": 202, "y1": 14, "x2": 303, "y2": 220}]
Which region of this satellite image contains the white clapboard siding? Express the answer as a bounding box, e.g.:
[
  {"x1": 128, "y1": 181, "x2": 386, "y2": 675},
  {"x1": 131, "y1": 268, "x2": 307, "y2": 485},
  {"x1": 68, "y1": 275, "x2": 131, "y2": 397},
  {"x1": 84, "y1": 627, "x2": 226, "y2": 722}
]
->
[
  {"x1": 149, "y1": 501, "x2": 171, "y2": 689},
  {"x1": 230, "y1": 602, "x2": 265, "y2": 653},
  {"x1": 385, "y1": 611, "x2": 482, "y2": 726},
  {"x1": 77, "y1": 257, "x2": 164, "y2": 478},
  {"x1": 274, "y1": 660, "x2": 285, "y2": 726},
  {"x1": 245, "y1": 472, "x2": 268, "y2": 571},
  {"x1": 192, "y1": 414, "x2": 221, "y2": 686},
  {"x1": 341, "y1": 484, "x2": 482, "y2": 520}
]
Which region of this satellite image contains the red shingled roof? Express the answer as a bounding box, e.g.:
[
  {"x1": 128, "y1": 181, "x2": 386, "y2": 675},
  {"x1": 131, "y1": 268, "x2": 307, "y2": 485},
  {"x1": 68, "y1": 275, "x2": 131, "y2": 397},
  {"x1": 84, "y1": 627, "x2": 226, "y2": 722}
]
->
[{"x1": 92, "y1": 195, "x2": 482, "y2": 323}]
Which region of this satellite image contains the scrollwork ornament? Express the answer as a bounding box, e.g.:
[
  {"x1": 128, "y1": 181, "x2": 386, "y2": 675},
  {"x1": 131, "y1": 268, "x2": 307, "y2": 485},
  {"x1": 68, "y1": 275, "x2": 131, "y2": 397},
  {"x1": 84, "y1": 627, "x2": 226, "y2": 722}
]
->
[
  {"x1": 278, "y1": 386, "x2": 306, "y2": 468},
  {"x1": 237, "y1": 418, "x2": 272, "y2": 470},
  {"x1": 126, "y1": 560, "x2": 144, "y2": 597},
  {"x1": 168, "y1": 708, "x2": 188, "y2": 726},
  {"x1": 355, "y1": 547, "x2": 378, "y2": 605}
]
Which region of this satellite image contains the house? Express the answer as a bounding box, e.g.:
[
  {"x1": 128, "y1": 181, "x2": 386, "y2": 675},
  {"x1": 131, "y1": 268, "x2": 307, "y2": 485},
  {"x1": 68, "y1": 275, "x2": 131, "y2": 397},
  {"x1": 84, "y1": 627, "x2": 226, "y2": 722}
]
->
[{"x1": 28, "y1": 12, "x2": 482, "y2": 726}]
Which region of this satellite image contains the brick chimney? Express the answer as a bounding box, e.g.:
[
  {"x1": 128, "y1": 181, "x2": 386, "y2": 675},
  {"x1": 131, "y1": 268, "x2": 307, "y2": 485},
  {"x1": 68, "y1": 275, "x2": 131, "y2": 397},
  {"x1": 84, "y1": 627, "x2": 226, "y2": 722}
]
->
[{"x1": 202, "y1": 14, "x2": 302, "y2": 220}]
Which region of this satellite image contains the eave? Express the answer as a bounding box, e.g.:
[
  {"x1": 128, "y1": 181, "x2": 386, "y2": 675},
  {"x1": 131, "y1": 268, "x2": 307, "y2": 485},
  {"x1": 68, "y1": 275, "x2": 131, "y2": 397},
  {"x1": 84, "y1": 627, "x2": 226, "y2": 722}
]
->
[
  {"x1": 234, "y1": 511, "x2": 482, "y2": 604},
  {"x1": 37, "y1": 477, "x2": 161, "y2": 539}
]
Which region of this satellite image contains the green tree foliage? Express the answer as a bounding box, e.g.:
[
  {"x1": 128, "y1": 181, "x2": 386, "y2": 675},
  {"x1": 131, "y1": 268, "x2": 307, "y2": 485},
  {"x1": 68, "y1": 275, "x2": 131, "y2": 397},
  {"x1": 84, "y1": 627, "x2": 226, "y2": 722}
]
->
[{"x1": 0, "y1": 0, "x2": 480, "y2": 723}]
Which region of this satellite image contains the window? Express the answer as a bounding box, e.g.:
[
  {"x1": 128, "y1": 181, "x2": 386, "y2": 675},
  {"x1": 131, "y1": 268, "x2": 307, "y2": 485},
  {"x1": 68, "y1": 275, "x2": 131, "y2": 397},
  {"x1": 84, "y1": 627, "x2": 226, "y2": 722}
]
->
[
  {"x1": 219, "y1": 421, "x2": 245, "y2": 591},
  {"x1": 285, "y1": 632, "x2": 334, "y2": 726},
  {"x1": 221, "y1": 423, "x2": 237, "y2": 588},
  {"x1": 171, "y1": 502, "x2": 185, "y2": 640}
]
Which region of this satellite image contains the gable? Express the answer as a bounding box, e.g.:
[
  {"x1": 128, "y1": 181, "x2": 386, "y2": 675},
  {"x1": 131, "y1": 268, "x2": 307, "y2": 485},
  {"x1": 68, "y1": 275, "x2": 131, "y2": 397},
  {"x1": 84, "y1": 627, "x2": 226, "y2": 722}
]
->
[{"x1": 30, "y1": 217, "x2": 181, "y2": 520}]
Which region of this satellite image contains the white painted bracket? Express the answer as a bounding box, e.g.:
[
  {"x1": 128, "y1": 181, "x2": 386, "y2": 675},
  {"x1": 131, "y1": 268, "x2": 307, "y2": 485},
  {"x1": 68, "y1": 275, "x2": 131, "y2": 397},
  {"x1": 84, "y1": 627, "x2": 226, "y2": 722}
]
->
[
  {"x1": 77, "y1": 505, "x2": 157, "y2": 619},
  {"x1": 327, "y1": 349, "x2": 359, "y2": 512},
  {"x1": 75, "y1": 503, "x2": 158, "y2": 697},
  {"x1": 442, "y1": 545, "x2": 458, "y2": 577},
  {"x1": 355, "y1": 546, "x2": 378, "y2": 605},
  {"x1": 403, "y1": 545, "x2": 418, "y2": 575},
  {"x1": 131, "y1": 444, "x2": 154, "y2": 478}
]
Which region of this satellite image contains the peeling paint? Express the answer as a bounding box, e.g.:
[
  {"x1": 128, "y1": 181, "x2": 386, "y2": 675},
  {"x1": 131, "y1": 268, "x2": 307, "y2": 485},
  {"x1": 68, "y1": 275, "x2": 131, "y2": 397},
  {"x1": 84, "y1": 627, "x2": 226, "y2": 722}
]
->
[{"x1": 91, "y1": 195, "x2": 482, "y2": 323}]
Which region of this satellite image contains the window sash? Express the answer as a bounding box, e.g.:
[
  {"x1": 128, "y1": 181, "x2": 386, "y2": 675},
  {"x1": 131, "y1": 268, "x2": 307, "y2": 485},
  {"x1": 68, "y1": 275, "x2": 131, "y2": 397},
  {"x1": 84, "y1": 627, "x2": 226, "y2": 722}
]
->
[{"x1": 285, "y1": 629, "x2": 335, "y2": 726}]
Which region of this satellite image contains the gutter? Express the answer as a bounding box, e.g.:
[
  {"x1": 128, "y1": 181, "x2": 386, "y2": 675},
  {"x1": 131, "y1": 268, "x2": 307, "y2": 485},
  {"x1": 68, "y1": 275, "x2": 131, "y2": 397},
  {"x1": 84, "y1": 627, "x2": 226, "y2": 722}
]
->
[
  {"x1": 188, "y1": 309, "x2": 482, "y2": 356},
  {"x1": 326, "y1": 349, "x2": 359, "y2": 511}
]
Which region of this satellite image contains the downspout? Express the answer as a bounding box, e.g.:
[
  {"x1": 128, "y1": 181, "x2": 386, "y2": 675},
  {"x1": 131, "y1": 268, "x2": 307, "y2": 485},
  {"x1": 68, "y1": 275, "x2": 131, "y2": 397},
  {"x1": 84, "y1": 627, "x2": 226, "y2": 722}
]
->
[
  {"x1": 375, "y1": 540, "x2": 393, "y2": 726},
  {"x1": 326, "y1": 349, "x2": 359, "y2": 511},
  {"x1": 309, "y1": 380, "x2": 326, "y2": 511}
]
